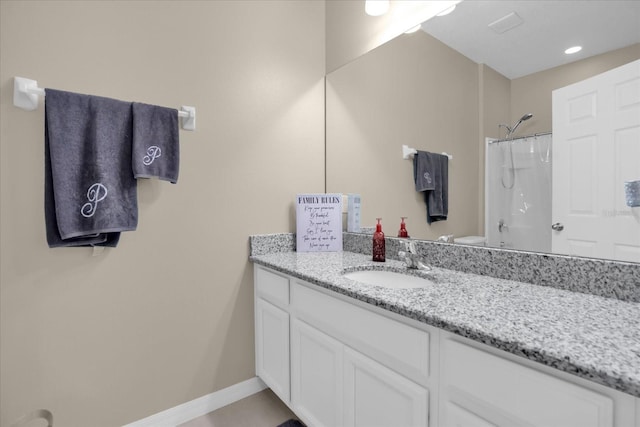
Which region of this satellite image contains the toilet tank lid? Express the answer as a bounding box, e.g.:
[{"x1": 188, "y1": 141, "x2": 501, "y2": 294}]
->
[{"x1": 454, "y1": 236, "x2": 486, "y2": 244}]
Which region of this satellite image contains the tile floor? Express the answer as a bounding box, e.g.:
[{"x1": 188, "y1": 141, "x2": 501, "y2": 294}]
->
[{"x1": 178, "y1": 389, "x2": 298, "y2": 427}]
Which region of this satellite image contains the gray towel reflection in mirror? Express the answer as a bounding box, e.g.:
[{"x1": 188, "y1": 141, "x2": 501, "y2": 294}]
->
[{"x1": 413, "y1": 150, "x2": 449, "y2": 224}]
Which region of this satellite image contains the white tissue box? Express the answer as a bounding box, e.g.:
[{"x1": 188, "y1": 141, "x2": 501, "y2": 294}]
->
[{"x1": 347, "y1": 194, "x2": 361, "y2": 232}]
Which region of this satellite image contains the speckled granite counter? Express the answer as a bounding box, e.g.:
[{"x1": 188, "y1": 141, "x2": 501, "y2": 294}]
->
[{"x1": 250, "y1": 250, "x2": 640, "y2": 398}]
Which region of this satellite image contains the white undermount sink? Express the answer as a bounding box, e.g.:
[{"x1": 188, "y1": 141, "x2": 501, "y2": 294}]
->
[{"x1": 343, "y1": 269, "x2": 435, "y2": 289}]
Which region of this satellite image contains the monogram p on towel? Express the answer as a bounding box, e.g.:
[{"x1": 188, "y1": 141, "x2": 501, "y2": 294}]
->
[
  {"x1": 44, "y1": 89, "x2": 138, "y2": 248},
  {"x1": 132, "y1": 102, "x2": 180, "y2": 184}
]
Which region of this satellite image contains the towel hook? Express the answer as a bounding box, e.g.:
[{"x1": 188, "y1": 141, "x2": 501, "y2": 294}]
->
[
  {"x1": 402, "y1": 144, "x2": 418, "y2": 159},
  {"x1": 178, "y1": 106, "x2": 196, "y2": 131},
  {"x1": 14, "y1": 77, "x2": 42, "y2": 111}
]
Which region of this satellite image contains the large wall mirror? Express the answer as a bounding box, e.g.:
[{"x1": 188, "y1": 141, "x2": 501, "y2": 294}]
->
[{"x1": 326, "y1": 0, "x2": 640, "y2": 263}]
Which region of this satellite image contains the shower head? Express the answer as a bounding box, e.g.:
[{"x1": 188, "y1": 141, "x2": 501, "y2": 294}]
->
[{"x1": 508, "y1": 113, "x2": 533, "y2": 138}]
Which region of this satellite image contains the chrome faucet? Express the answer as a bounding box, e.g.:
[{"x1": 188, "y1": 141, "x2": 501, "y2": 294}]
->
[{"x1": 398, "y1": 240, "x2": 431, "y2": 270}]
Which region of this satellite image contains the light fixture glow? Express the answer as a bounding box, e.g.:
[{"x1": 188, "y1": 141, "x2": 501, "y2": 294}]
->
[
  {"x1": 365, "y1": 0, "x2": 389, "y2": 17},
  {"x1": 564, "y1": 46, "x2": 582, "y2": 55},
  {"x1": 437, "y1": 5, "x2": 456, "y2": 16},
  {"x1": 404, "y1": 25, "x2": 421, "y2": 34}
]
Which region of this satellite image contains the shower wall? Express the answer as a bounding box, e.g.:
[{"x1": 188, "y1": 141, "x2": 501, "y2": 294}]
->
[{"x1": 485, "y1": 134, "x2": 552, "y2": 253}]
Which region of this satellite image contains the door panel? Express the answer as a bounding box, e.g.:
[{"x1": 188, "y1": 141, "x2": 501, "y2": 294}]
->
[
  {"x1": 344, "y1": 348, "x2": 428, "y2": 427},
  {"x1": 552, "y1": 59, "x2": 640, "y2": 262},
  {"x1": 291, "y1": 318, "x2": 343, "y2": 427},
  {"x1": 255, "y1": 298, "x2": 290, "y2": 402}
]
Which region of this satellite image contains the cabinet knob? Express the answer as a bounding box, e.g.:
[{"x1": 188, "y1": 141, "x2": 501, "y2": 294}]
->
[{"x1": 551, "y1": 223, "x2": 564, "y2": 231}]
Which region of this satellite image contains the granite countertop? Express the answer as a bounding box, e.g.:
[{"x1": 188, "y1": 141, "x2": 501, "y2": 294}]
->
[{"x1": 250, "y1": 250, "x2": 640, "y2": 398}]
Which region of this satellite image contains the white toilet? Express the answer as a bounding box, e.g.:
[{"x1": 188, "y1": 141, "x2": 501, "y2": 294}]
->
[{"x1": 454, "y1": 236, "x2": 486, "y2": 246}]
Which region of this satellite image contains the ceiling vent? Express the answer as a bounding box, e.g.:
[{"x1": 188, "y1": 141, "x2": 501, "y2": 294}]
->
[{"x1": 488, "y1": 12, "x2": 523, "y2": 34}]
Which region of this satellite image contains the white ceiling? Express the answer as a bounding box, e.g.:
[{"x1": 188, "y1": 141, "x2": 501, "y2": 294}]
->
[{"x1": 421, "y1": 0, "x2": 640, "y2": 79}]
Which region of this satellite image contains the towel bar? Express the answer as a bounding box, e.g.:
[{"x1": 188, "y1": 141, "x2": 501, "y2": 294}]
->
[
  {"x1": 13, "y1": 76, "x2": 196, "y2": 131},
  {"x1": 402, "y1": 144, "x2": 453, "y2": 160}
]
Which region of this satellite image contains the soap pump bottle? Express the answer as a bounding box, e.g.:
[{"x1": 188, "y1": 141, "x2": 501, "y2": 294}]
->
[
  {"x1": 397, "y1": 217, "x2": 409, "y2": 238},
  {"x1": 372, "y1": 218, "x2": 386, "y2": 262}
]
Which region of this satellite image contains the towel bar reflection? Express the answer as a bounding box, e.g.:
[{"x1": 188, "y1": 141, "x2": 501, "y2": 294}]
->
[
  {"x1": 402, "y1": 144, "x2": 453, "y2": 160},
  {"x1": 13, "y1": 76, "x2": 196, "y2": 131}
]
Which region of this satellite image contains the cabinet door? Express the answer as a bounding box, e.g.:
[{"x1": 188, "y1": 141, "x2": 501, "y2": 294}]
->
[
  {"x1": 256, "y1": 298, "x2": 290, "y2": 403},
  {"x1": 291, "y1": 318, "x2": 343, "y2": 427},
  {"x1": 442, "y1": 401, "x2": 498, "y2": 427},
  {"x1": 440, "y1": 337, "x2": 615, "y2": 427},
  {"x1": 344, "y1": 347, "x2": 429, "y2": 427}
]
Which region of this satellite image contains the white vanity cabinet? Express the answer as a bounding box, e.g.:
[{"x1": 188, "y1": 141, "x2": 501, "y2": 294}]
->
[
  {"x1": 254, "y1": 265, "x2": 639, "y2": 427},
  {"x1": 439, "y1": 335, "x2": 637, "y2": 427},
  {"x1": 254, "y1": 265, "x2": 434, "y2": 427},
  {"x1": 290, "y1": 279, "x2": 433, "y2": 427}
]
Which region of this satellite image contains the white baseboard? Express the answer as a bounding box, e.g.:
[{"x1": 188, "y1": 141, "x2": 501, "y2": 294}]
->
[{"x1": 123, "y1": 377, "x2": 268, "y2": 427}]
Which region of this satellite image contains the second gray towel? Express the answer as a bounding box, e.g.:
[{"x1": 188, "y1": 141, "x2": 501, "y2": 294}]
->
[
  {"x1": 132, "y1": 102, "x2": 180, "y2": 184},
  {"x1": 44, "y1": 89, "x2": 137, "y2": 248},
  {"x1": 413, "y1": 150, "x2": 448, "y2": 224}
]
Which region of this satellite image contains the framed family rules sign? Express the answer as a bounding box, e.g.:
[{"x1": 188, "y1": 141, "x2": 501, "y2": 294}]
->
[{"x1": 296, "y1": 193, "x2": 343, "y2": 252}]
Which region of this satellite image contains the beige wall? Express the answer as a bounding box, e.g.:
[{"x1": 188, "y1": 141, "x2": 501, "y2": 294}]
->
[
  {"x1": 326, "y1": 31, "x2": 480, "y2": 240},
  {"x1": 326, "y1": 0, "x2": 460, "y2": 73},
  {"x1": 478, "y1": 65, "x2": 511, "y2": 233},
  {"x1": 326, "y1": 0, "x2": 376, "y2": 73},
  {"x1": 0, "y1": 1, "x2": 325, "y2": 426},
  {"x1": 480, "y1": 65, "x2": 511, "y2": 141}
]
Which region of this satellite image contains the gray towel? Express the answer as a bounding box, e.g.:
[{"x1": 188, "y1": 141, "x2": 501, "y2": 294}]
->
[
  {"x1": 132, "y1": 102, "x2": 179, "y2": 183},
  {"x1": 44, "y1": 89, "x2": 137, "y2": 248},
  {"x1": 413, "y1": 150, "x2": 448, "y2": 224}
]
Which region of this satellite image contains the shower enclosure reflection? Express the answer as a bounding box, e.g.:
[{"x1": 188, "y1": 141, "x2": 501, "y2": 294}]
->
[
  {"x1": 486, "y1": 133, "x2": 552, "y2": 253},
  {"x1": 498, "y1": 113, "x2": 534, "y2": 190}
]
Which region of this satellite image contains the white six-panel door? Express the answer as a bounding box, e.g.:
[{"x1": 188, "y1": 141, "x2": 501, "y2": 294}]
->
[{"x1": 552, "y1": 59, "x2": 640, "y2": 262}]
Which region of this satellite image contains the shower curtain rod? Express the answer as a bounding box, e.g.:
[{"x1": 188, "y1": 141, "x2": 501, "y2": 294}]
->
[{"x1": 489, "y1": 131, "x2": 552, "y2": 144}]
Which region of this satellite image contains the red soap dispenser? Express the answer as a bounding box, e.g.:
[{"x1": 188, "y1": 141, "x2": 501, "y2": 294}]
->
[
  {"x1": 372, "y1": 218, "x2": 386, "y2": 262},
  {"x1": 398, "y1": 217, "x2": 409, "y2": 238}
]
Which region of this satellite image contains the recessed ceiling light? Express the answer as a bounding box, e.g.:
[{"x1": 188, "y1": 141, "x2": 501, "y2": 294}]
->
[
  {"x1": 365, "y1": 0, "x2": 389, "y2": 17},
  {"x1": 565, "y1": 46, "x2": 582, "y2": 55},
  {"x1": 437, "y1": 5, "x2": 456, "y2": 16}
]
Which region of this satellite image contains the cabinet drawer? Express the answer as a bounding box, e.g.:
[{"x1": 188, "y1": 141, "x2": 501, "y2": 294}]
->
[
  {"x1": 255, "y1": 266, "x2": 289, "y2": 308},
  {"x1": 441, "y1": 337, "x2": 614, "y2": 427},
  {"x1": 292, "y1": 281, "x2": 430, "y2": 385}
]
